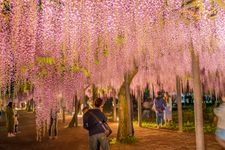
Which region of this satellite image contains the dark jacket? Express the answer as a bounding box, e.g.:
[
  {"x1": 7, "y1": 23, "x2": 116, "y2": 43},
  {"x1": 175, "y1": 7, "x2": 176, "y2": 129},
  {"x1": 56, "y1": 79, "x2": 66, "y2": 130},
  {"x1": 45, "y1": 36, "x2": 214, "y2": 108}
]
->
[
  {"x1": 154, "y1": 97, "x2": 166, "y2": 113},
  {"x1": 5, "y1": 106, "x2": 14, "y2": 132},
  {"x1": 83, "y1": 108, "x2": 107, "y2": 136}
]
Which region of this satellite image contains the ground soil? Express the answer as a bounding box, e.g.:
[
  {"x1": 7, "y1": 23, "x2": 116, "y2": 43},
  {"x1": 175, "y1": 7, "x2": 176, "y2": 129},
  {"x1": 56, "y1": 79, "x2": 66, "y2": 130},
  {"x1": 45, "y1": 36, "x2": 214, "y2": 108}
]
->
[{"x1": 0, "y1": 111, "x2": 222, "y2": 150}]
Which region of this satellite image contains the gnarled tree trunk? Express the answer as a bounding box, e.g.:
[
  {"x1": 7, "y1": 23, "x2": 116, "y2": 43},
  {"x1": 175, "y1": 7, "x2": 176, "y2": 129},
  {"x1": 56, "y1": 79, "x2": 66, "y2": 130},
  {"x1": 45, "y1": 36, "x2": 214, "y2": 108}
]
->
[
  {"x1": 117, "y1": 65, "x2": 138, "y2": 142},
  {"x1": 68, "y1": 95, "x2": 79, "y2": 128}
]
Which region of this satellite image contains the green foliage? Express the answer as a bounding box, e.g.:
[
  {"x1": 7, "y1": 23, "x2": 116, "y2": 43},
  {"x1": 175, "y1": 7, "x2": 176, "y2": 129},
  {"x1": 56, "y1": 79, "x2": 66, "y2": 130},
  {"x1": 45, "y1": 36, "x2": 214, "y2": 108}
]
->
[
  {"x1": 81, "y1": 68, "x2": 91, "y2": 77},
  {"x1": 94, "y1": 50, "x2": 100, "y2": 65},
  {"x1": 70, "y1": 64, "x2": 91, "y2": 77},
  {"x1": 119, "y1": 135, "x2": 137, "y2": 144},
  {"x1": 183, "y1": 121, "x2": 195, "y2": 132},
  {"x1": 109, "y1": 138, "x2": 117, "y2": 145},
  {"x1": 94, "y1": 58, "x2": 100, "y2": 65},
  {"x1": 70, "y1": 65, "x2": 80, "y2": 72},
  {"x1": 115, "y1": 34, "x2": 125, "y2": 45},
  {"x1": 138, "y1": 120, "x2": 216, "y2": 134},
  {"x1": 204, "y1": 124, "x2": 216, "y2": 133},
  {"x1": 36, "y1": 56, "x2": 55, "y2": 65},
  {"x1": 103, "y1": 45, "x2": 109, "y2": 56}
]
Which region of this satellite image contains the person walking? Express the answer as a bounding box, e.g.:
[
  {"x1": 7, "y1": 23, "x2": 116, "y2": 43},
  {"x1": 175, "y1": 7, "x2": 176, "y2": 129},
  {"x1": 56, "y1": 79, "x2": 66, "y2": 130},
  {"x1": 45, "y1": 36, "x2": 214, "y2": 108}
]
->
[
  {"x1": 214, "y1": 95, "x2": 225, "y2": 148},
  {"x1": 5, "y1": 102, "x2": 15, "y2": 137},
  {"x1": 153, "y1": 91, "x2": 166, "y2": 128},
  {"x1": 83, "y1": 98, "x2": 110, "y2": 150}
]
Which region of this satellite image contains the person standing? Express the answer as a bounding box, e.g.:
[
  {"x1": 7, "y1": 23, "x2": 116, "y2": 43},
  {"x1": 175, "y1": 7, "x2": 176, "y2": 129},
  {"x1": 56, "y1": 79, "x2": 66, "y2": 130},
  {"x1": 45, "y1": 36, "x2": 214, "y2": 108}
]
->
[
  {"x1": 83, "y1": 98, "x2": 110, "y2": 150},
  {"x1": 214, "y1": 96, "x2": 225, "y2": 148},
  {"x1": 153, "y1": 91, "x2": 166, "y2": 128},
  {"x1": 5, "y1": 102, "x2": 15, "y2": 137},
  {"x1": 13, "y1": 105, "x2": 20, "y2": 134},
  {"x1": 164, "y1": 92, "x2": 172, "y2": 126},
  {"x1": 142, "y1": 98, "x2": 151, "y2": 120}
]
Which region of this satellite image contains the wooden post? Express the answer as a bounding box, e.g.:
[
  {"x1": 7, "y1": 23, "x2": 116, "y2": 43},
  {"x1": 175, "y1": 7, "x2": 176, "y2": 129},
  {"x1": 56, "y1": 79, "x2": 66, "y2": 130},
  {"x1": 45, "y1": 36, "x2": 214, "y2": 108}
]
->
[
  {"x1": 137, "y1": 87, "x2": 142, "y2": 127},
  {"x1": 176, "y1": 76, "x2": 183, "y2": 132},
  {"x1": 191, "y1": 48, "x2": 205, "y2": 150}
]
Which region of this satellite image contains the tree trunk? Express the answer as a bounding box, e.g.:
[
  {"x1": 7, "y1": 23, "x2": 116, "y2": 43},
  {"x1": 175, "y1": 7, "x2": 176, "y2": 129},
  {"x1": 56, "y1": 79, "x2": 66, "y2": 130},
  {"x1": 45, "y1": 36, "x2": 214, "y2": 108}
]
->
[
  {"x1": 176, "y1": 76, "x2": 183, "y2": 132},
  {"x1": 92, "y1": 84, "x2": 98, "y2": 102},
  {"x1": 152, "y1": 84, "x2": 155, "y2": 99},
  {"x1": 191, "y1": 48, "x2": 205, "y2": 150},
  {"x1": 137, "y1": 87, "x2": 142, "y2": 127},
  {"x1": 125, "y1": 73, "x2": 133, "y2": 136},
  {"x1": 113, "y1": 97, "x2": 117, "y2": 122},
  {"x1": 117, "y1": 65, "x2": 138, "y2": 142},
  {"x1": 62, "y1": 107, "x2": 66, "y2": 124},
  {"x1": 68, "y1": 96, "x2": 79, "y2": 127}
]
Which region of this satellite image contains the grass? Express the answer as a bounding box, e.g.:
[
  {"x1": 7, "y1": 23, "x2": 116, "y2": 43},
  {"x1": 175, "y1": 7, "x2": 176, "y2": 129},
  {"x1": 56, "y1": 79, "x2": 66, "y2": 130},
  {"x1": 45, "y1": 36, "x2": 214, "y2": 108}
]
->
[
  {"x1": 134, "y1": 120, "x2": 216, "y2": 133},
  {"x1": 132, "y1": 105, "x2": 217, "y2": 134}
]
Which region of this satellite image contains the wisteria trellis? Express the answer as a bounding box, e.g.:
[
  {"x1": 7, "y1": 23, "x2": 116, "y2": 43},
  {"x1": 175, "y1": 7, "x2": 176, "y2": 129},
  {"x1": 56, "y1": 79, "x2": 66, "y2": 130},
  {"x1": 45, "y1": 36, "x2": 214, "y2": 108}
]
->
[{"x1": 0, "y1": 0, "x2": 225, "y2": 126}]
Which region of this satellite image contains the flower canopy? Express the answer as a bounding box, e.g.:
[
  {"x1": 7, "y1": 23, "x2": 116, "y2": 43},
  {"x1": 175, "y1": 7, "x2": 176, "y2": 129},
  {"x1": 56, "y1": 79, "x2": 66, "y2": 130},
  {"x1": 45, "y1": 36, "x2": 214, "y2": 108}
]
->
[{"x1": 0, "y1": 0, "x2": 225, "y2": 123}]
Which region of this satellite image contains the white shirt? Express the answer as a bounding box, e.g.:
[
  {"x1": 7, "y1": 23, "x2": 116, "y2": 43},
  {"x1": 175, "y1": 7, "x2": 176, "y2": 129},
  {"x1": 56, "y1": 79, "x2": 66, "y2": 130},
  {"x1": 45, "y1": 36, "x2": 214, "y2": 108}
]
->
[{"x1": 214, "y1": 103, "x2": 225, "y2": 129}]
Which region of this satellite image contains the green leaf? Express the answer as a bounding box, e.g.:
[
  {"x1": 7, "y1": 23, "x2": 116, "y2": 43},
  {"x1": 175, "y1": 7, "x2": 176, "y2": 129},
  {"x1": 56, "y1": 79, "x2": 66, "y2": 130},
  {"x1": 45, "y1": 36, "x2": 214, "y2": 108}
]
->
[
  {"x1": 36, "y1": 56, "x2": 55, "y2": 65},
  {"x1": 115, "y1": 34, "x2": 125, "y2": 45}
]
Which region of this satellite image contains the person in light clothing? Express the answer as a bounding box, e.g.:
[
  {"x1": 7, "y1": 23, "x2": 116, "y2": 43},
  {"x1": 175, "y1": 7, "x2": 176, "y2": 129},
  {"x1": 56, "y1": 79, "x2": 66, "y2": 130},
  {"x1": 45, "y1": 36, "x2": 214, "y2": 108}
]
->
[
  {"x1": 214, "y1": 96, "x2": 225, "y2": 148},
  {"x1": 164, "y1": 92, "x2": 172, "y2": 126},
  {"x1": 14, "y1": 108, "x2": 19, "y2": 134}
]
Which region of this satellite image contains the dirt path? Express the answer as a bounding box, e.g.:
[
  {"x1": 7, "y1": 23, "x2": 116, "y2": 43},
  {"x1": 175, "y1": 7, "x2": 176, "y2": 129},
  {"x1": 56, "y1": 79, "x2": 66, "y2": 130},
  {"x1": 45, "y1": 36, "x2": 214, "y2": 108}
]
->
[{"x1": 0, "y1": 111, "x2": 222, "y2": 150}]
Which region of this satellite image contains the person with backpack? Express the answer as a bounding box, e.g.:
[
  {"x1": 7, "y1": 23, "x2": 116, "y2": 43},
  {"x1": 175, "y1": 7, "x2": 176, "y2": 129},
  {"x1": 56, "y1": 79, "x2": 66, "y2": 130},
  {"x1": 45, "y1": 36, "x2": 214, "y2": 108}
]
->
[
  {"x1": 152, "y1": 91, "x2": 166, "y2": 128},
  {"x1": 83, "y1": 98, "x2": 110, "y2": 150}
]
